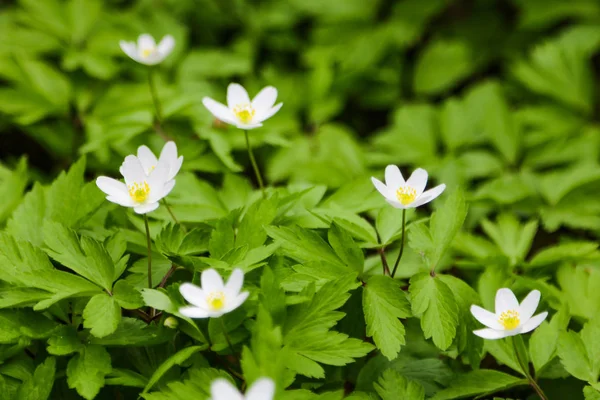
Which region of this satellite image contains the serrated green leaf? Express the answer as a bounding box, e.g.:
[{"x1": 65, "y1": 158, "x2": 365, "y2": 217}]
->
[
  {"x1": 363, "y1": 275, "x2": 410, "y2": 360},
  {"x1": 142, "y1": 346, "x2": 203, "y2": 394},
  {"x1": 375, "y1": 369, "x2": 425, "y2": 400},
  {"x1": 328, "y1": 223, "x2": 364, "y2": 273},
  {"x1": 431, "y1": 370, "x2": 527, "y2": 400},
  {"x1": 67, "y1": 345, "x2": 112, "y2": 400},
  {"x1": 409, "y1": 273, "x2": 458, "y2": 350},
  {"x1": 15, "y1": 356, "x2": 55, "y2": 400},
  {"x1": 82, "y1": 293, "x2": 121, "y2": 338},
  {"x1": 113, "y1": 280, "x2": 144, "y2": 309}
]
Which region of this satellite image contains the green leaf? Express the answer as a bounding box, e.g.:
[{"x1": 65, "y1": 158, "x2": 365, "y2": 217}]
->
[
  {"x1": 414, "y1": 39, "x2": 474, "y2": 96},
  {"x1": 585, "y1": 386, "x2": 600, "y2": 400},
  {"x1": 142, "y1": 346, "x2": 203, "y2": 394},
  {"x1": 113, "y1": 280, "x2": 144, "y2": 310},
  {"x1": 89, "y1": 318, "x2": 174, "y2": 347},
  {"x1": 47, "y1": 326, "x2": 82, "y2": 356},
  {"x1": 530, "y1": 308, "x2": 569, "y2": 374},
  {"x1": 236, "y1": 197, "x2": 278, "y2": 248},
  {"x1": 374, "y1": 369, "x2": 425, "y2": 400},
  {"x1": 82, "y1": 293, "x2": 121, "y2": 338},
  {"x1": 481, "y1": 214, "x2": 538, "y2": 267},
  {"x1": 67, "y1": 345, "x2": 112, "y2": 400},
  {"x1": 431, "y1": 370, "x2": 527, "y2": 400},
  {"x1": 105, "y1": 368, "x2": 148, "y2": 388},
  {"x1": 0, "y1": 157, "x2": 28, "y2": 224},
  {"x1": 363, "y1": 276, "x2": 411, "y2": 360},
  {"x1": 7, "y1": 158, "x2": 102, "y2": 246},
  {"x1": 528, "y1": 241, "x2": 599, "y2": 268},
  {"x1": 43, "y1": 221, "x2": 115, "y2": 291},
  {"x1": 141, "y1": 368, "x2": 230, "y2": 400},
  {"x1": 409, "y1": 273, "x2": 459, "y2": 350},
  {"x1": 266, "y1": 225, "x2": 344, "y2": 267},
  {"x1": 376, "y1": 207, "x2": 407, "y2": 246},
  {"x1": 557, "y1": 330, "x2": 594, "y2": 382},
  {"x1": 15, "y1": 357, "x2": 56, "y2": 400},
  {"x1": 328, "y1": 223, "x2": 364, "y2": 273},
  {"x1": 283, "y1": 277, "x2": 374, "y2": 377}
]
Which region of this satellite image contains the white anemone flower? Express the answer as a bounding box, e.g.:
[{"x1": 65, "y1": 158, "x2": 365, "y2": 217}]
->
[
  {"x1": 371, "y1": 165, "x2": 446, "y2": 209},
  {"x1": 119, "y1": 34, "x2": 175, "y2": 65},
  {"x1": 202, "y1": 83, "x2": 283, "y2": 130},
  {"x1": 179, "y1": 268, "x2": 249, "y2": 318},
  {"x1": 96, "y1": 155, "x2": 175, "y2": 214},
  {"x1": 122, "y1": 141, "x2": 183, "y2": 181},
  {"x1": 470, "y1": 288, "x2": 548, "y2": 340},
  {"x1": 210, "y1": 377, "x2": 275, "y2": 400}
]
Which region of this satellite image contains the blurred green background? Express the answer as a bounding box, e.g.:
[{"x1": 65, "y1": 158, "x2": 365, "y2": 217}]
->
[{"x1": 1, "y1": 0, "x2": 600, "y2": 233}]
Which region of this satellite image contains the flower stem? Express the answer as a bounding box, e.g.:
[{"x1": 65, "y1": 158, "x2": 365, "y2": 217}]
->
[
  {"x1": 161, "y1": 198, "x2": 179, "y2": 224},
  {"x1": 390, "y1": 209, "x2": 407, "y2": 278},
  {"x1": 147, "y1": 68, "x2": 169, "y2": 141},
  {"x1": 244, "y1": 130, "x2": 265, "y2": 197},
  {"x1": 220, "y1": 317, "x2": 235, "y2": 355},
  {"x1": 143, "y1": 214, "x2": 153, "y2": 289},
  {"x1": 512, "y1": 336, "x2": 548, "y2": 400}
]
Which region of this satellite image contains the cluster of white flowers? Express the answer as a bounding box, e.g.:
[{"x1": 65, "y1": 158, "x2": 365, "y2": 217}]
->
[
  {"x1": 113, "y1": 33, "x2": 548, "y2": 399},
  {"x1": 96, "y1": 141, "x2": 181, "y2": 214}
]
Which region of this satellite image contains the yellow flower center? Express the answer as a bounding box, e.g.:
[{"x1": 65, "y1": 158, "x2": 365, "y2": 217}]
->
[
  {"x1": 499, "y1": 310, "x2": 520, "y2": 330},
  {"x1": 233, "y1": 104, "x2": 255, "y2": 124},
  {"x1": 207, "y1": 292, "x2": 226, "y2": 311},
  {"x1": 396, "y1": 186, "x2": 417, "y2": 205},
  {"x1": 141, "y1": 47, "x2": 156, "y2": 58},
  {"x1": 128, "y1": 181, "x2": 150, "y2": 203}
]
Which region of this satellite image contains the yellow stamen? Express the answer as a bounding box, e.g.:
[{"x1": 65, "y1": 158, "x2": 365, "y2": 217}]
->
[
  {"x1": 499, "y1": 310, "x2": 520, "y2": 330},
  {"x1": 396, "y1": 186, "x2": 417, "y2": 205},
  {"x1": 128, "y1": 181, "x2": 150, "y2": 203},
  {"x1": 233, "y1": 104, "x2": 256, "y2": 124},
  {"x1": 141, "y1": 48, "x2": 155, "y2": 58},
  {"x1": 207, "y1": 292, "x2": 226, "y2": 311}
]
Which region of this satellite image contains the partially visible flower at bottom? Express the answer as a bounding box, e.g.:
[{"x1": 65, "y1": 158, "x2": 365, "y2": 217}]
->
[
  {"x1": 96, "y1": 155, "x2": 175, "y2": 214},
  {"x1": 210, "y1": 377, "x2": 275, "y2": 400},
  {"x1": 470, "y1": 288, "x2": 548, "y2": 340},
  {"x1": 179, "y1": 268, "x2": 249, "y2": 318}
]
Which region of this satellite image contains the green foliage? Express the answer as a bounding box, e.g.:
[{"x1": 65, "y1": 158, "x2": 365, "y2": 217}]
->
[{"x1": 1, "y1": 0, "x2": 599, "y2": 398}]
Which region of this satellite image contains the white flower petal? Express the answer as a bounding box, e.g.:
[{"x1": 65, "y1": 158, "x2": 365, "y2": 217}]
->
[
  {"x1": 406, "y1": 168, "x2": 428, "y2": 196},
  {"x1": 210, "y1": 379, "x2": 244, "y2": 400},
  {"x1": 119, "y1": 41, "x2": 138, "y2": 61},
  {"x1": 246, "y1": 378, "x2": 276, "y2": 400},
  {"x1": 470, "y1": 305, "x2": 503, "y2": 330},
  {"x1": 225, "y1": 269, "x2": 244, "y2": 296},
  {"x1": 385, "y1": 198, "x2": 407, "y2": 209},
  {"x1": 158, "y1": 141, "x2": 183, "y2": 180},
  {"x1": 385, "y1": 165, "x2": 405, "y2": 189},
  {"x1": 227, "y1": 83, "x2": 250, "y2": 108},
  {"x1": 106, "y1": 194, "x2": 135, "y2": 207},
  {"x1": 137, "y1": 34, "x2": 156, "y2": 50},
  {"x1": 180, "y1": 306, "x2": 211, "y2": 319},
  {"x1": 235, "y1": 121, "x2": 263, "y2": 130},
  {"x1": 223, "y1": 291, "x2": 249, "y2": 313},
  {"x1": 133, "y1": 202, "x2": 159, "y2": 214},
  {"x1": 157, "y1": 35, "x2": 175, "y2": 57},
  {"x1": 96, "y1": 176, "x2": 128, "y2": 198},
  {"x1": 473, "y1": 328, "x2": 512, "y2": 340},
  {"x1": 252, "y1": 86, "x2": 278, "y2": 114},
  {"x1": 256, "y1": 102, "x2": 282, "y2": 123},
  {"x1": 121, "y1": 155, "x2": 147, "y2": 185},
  {"x1": 147, "y1": 161, "x2": 170, "y2": 190},
  {"x1": 518, "y1": 290, "x2": 541, "y2": 323},
  {"x1": 137, "y1": 145, "x2": 158, "y2": 174},
  {"x1": 202, "y1": 97, "x2": 238, "y2": 125},
  {"x1": 411, "y1": 184, "x2": 446, "y2": 208},
  {"x1": 201, "y1": 269, "x2": 224, "y2": 292},
  {"x1": 179, "y1": 283, "x2": 207, "y2": 308},
  {"x1": 371, "y1": 177, "x2": 394, "y2": 201},
  {"x1": 520, "y1": 312, "x2": 548, "y2": 334},
  {"x1": 495, "y1": 288, "x2": 519, "y2": 314}
]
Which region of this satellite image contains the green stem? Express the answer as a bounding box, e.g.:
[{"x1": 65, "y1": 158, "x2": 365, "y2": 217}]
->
[
  {"x1": 143, "y1": 214, "x2": 153, "y2": 289},
  {"x1": 148, "y1": 68, "x2": 162, "y2": 123},
  {"x1": 390, "y1": 209, "x2": 407, "y2": 278},
  {"x1": 244, "y1": 130, "x2": 265, "y2": 197},
  {"x1": 512, "y1": 337, "x2": 548, "y2": 400},
  {"x1": 220, "y1": 317, "x2": 234, "y2": 355},
  {"x1": 161, "y1": 198, "x2": 179, "y2": 224}
]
